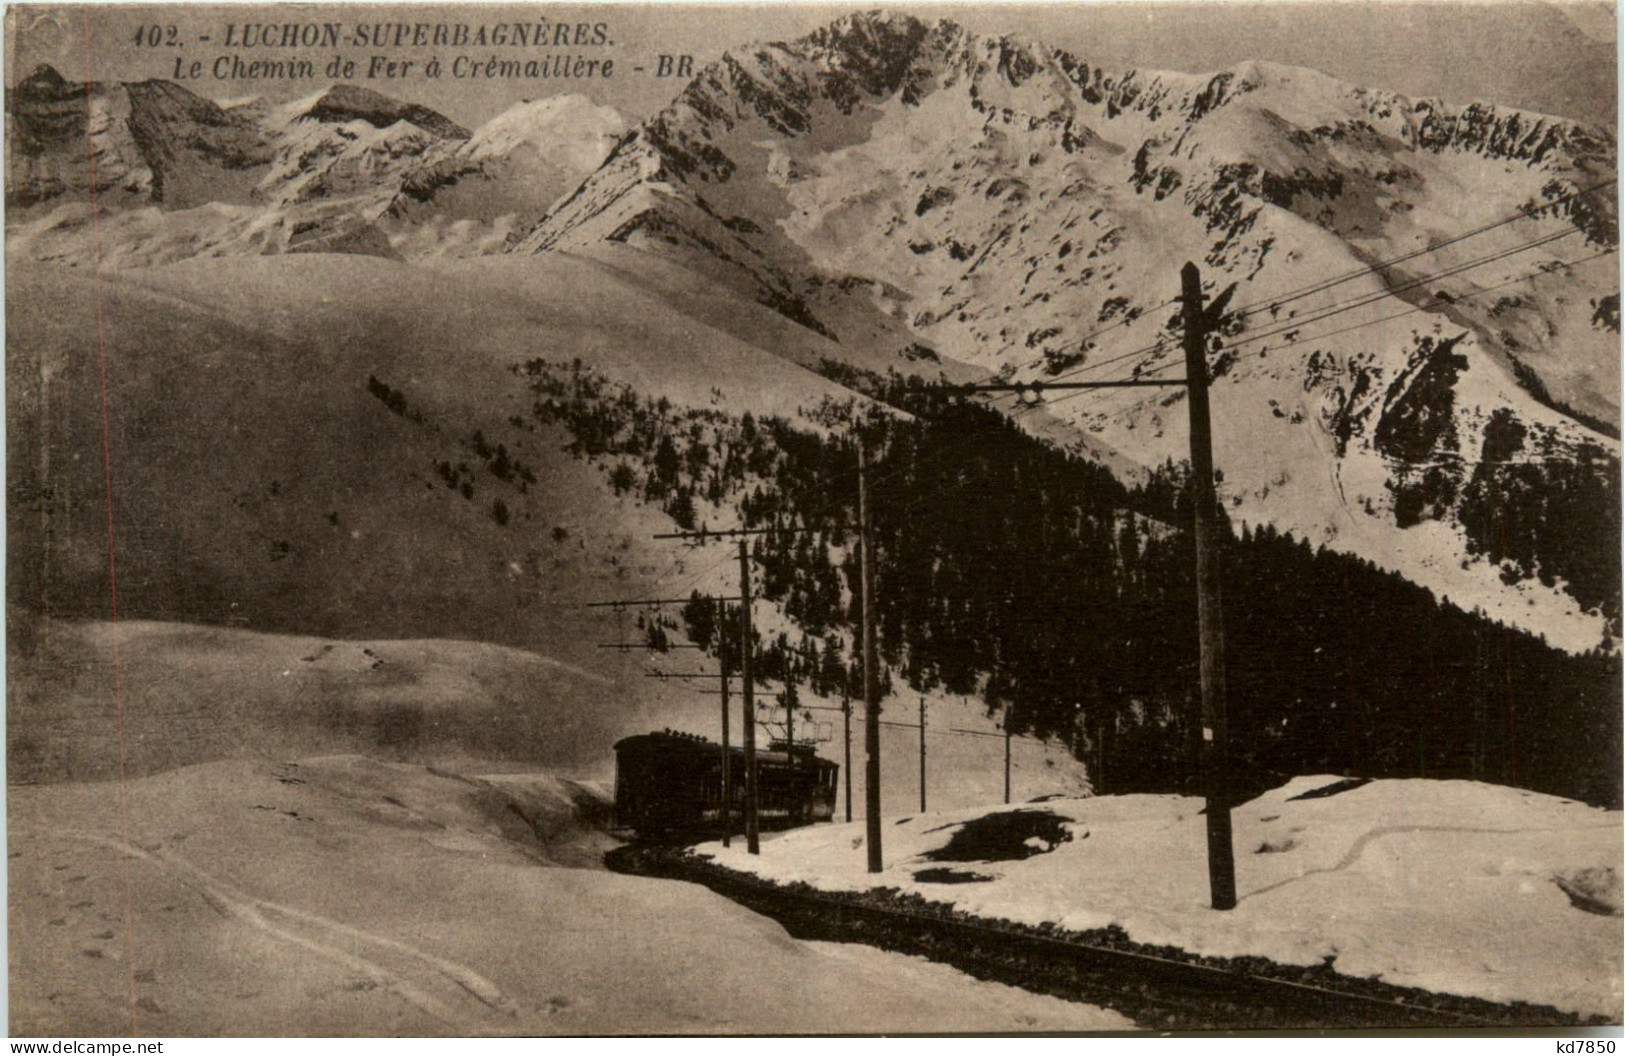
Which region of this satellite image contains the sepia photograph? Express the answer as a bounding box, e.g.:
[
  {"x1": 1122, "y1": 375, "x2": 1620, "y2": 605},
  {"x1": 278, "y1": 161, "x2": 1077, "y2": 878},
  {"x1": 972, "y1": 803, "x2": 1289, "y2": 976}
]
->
[{"x1": 3, "y1": 0, "x2": 1620, "y2": 1038}]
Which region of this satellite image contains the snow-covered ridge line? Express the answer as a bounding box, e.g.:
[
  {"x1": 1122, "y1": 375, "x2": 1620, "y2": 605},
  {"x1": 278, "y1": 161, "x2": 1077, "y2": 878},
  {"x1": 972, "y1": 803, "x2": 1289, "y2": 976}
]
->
[
  {"x1": 5, "y1": 64, "x2": 626, "y2": 260},
  {"x1": 509, "y1": 9, "x2": 1618, "y2": 652}
]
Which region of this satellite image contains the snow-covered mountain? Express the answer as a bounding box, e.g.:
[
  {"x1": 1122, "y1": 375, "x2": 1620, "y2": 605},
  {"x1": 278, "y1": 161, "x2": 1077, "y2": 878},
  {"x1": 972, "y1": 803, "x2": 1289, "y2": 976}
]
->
[
  {"x1": 4, "y1": 68, "x2": 622, "y2": 262},
  {"x1": 513, "y1": 11, "x2": 1620, "y2": 649},
  {"x1": 386, "y1": 95, "x2": 627, "y2": 257},
  {"x1": 4, "y1": 13, "x2": 1618, "y2": 647},
  {"x1": 5, "y1": 63, "x2": 272, "y2": 211}
]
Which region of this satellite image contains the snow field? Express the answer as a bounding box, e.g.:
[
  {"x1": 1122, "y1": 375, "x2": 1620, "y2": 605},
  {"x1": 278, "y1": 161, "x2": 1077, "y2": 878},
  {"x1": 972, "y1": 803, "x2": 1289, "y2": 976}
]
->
[{"x1": 699, "y1": 775, "x2": 1623, "y2": 1017}]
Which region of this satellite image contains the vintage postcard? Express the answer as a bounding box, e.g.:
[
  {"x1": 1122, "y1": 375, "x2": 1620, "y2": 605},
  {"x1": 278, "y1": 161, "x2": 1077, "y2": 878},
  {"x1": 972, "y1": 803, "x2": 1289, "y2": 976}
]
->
[{"x1": 4, "y1": 0, "x2": 1620, "y2": 1038}]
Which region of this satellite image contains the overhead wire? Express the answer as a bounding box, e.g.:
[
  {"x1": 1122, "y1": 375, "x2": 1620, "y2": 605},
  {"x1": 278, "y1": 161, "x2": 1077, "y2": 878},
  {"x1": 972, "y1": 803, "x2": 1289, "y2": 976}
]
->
[
  {"x1": 588, "y1": 175, "x2": 1619, "y2": 752},
  {"x1": 609, "y1": 178, "x2": 1618, "y2": 603},
  {"x1": 1055, "y1": 224, "x2": 1586, "y2": 392},
  {"x1": 1038, "y1": 245, "x2": 1616, "y2": 448},
  {"x1": 1027, "y1": 180, "x2": 1613, "y2": 393},
  {"x1": 1135, "y1": 227, "x2": 1589, "y2": 378},
  {"x1": 1225, "y1": 246, "x2": 1619, "y2": 373},
  {"x1": 658, "y1": 231, "x2": 1602, "y2": 600},
  {"x1": 984, "y1": 180, "x2": 1612, "y2": 402},
  {"x1": 1222, "y1": 176, "x2": 1617, "y2": 323}
]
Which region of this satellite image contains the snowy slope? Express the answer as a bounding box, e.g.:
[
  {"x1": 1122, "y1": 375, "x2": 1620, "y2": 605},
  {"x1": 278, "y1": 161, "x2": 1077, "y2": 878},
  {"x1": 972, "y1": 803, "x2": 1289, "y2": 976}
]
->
[
  {"x1": 699, "y1": 775, "x2": 1623, "y2": 1018},
  {"x1": 7, "y1": 21, "x2": 1617, "y2": 641},
  {"x1": 515, "y1": 11, "x2": 1620, "y2": 650},
  {"x1": 10, "y1": 756, "x2": 1130, "y2": 1034},
  {"x1": 385, "y1": 95, "x2": 627, "y2": 257},
  {"x1": 8, "y1": 248, "x2": 1088, "y2": 804}
]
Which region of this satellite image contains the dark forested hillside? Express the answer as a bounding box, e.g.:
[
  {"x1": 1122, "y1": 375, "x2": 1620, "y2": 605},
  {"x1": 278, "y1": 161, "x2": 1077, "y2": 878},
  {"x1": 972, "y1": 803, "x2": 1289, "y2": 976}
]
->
[{"x1": 523, "y1": 359, "x2": 1621, "y2": 807}]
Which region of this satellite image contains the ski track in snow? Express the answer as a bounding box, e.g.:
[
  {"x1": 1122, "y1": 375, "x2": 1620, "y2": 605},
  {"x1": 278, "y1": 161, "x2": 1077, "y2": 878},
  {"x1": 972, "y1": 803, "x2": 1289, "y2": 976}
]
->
[
  {"x1": 1239, "y1": 821, "x2": 1621, "y2": 903},
  {"x1": 57, "y1": 830, "x2": 520, "y2": 1030}
]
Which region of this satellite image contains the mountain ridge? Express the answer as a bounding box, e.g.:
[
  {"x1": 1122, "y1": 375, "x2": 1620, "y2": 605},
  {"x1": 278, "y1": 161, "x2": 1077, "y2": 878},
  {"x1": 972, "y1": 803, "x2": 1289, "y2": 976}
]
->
[
  {"x1": 4, "y1": 13, "x2": 1619, "y2": 648},
  {"x1": 4, "y1": 65, "x2": 621, "y2": 260},
  {"x1": 509, "y1": 10, "x2": 1618, "y2": 649}
]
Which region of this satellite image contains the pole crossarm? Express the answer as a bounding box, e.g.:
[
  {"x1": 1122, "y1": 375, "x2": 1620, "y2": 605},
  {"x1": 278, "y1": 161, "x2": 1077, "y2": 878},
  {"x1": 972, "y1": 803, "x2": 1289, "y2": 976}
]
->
[
  {"x1": 585, "y1": 596, "x2": 741, "y2": 608},
  {"x1": 946, "y1": 726, "x2": 1043, "y2": 743},
  {"x1": 957, "y1": 379, "x2": 1185, "y2": 393},
  {"x1": 646, "y1": 682, "x2": 724, "y2": 694},
  {"x1": 596, "y1": 642, "x2": 703, "y2": 650},
  {"x1": 653, "y1": 525, "x2": 852, "y2": 541},
  {"x1": 1176, "y1": 278, "x2": 1238, "y2": 327}
]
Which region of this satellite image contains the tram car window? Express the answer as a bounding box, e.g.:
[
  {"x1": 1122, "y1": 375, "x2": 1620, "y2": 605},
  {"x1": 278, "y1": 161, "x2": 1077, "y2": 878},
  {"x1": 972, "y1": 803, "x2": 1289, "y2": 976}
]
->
[{"x1": 613, "y1": 729, "x2": 839, "y2": 835}]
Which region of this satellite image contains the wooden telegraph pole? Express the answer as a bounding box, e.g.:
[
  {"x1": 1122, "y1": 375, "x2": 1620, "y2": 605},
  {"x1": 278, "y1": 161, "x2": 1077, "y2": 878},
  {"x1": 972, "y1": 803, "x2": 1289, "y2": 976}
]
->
[
  {"x1": 1093, "y1": 712, "x2": 1107, "y2": 797},
  {"x1": 945, "y1": 261, "x2": 1239, "y2": 909},
  {"x1": 585, "y1": 592, "x2": 742, "y2": 842},
  {"x1": 639, "y1": 528, "x2": 844, "y2": 855},
  {"x1": 859, "y1": 443, "x2": 883, "y2": 872},
  {"x1": 1179, "y1": 260, "x2": 1238, "y2": 911},
  {"x1": 842, "y1": 686, "x2": 853, "y2": 823},
  {"x1": 1004, "y1": 724, "x2": 1012, "y2": 804},
  {"x1": 918, "y1": 697, "x2": 927, "y2": 813},
  {"x1": 717, "y1": 598, "x2": 732, "y2": 849},
  {"x1": 738, "y1": 539, "x2": 760, "y2": 855}
]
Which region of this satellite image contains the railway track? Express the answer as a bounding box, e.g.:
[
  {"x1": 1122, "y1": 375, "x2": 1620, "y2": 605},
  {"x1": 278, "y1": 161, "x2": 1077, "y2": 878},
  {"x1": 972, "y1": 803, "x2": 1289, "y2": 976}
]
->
[{"x1": 606, "y1": 843, "x2": 1599, "y2": 1031}]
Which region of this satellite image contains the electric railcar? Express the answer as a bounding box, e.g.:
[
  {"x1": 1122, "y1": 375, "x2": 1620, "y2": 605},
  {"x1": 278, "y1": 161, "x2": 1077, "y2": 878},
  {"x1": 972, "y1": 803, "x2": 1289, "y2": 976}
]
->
[{"x1": 613, "y1": 729, "x2": 839, "y2": 835}]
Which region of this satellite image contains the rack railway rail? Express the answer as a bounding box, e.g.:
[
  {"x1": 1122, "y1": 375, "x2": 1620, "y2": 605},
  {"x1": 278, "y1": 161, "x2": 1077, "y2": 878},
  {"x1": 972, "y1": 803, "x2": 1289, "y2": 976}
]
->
[{"x1": 606, "y1": 843, "x2": 1602, "y2": 1031}]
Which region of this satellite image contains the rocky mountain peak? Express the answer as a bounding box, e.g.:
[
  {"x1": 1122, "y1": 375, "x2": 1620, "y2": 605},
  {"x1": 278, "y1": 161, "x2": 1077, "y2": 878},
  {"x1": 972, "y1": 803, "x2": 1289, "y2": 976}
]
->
[
  {"x1": 508, "y1": 12, "x2": 1618, "y2": 649},
  {"x1": 15, "y1": 64, "x2": 76, "y2": 101},
  {"x1": 801, "y1": 9, "x2": 937, "y2": 74},
  {"x1": 301, "y1": 84, "x2": 470, "y2": 140},
  {"x1": 4, "y1": 61, "x2": 625, "y2": 263}
]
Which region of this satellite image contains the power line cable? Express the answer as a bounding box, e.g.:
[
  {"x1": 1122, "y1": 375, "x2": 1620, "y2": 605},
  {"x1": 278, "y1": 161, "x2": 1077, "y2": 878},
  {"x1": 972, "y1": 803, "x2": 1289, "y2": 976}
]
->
[
  {"x1": 1224, "y1": 177, "x2": 1617, "y2": 322},
  {"x1": 1137, "y1": 227, "x2": 1582, "y2": 376},
  {"x1": 1170, "y1": 247, "x2": 1621, "y2": 391},
  {"x1": 1038, "y1": 246, "x2": 1616, "y2": 432},
  {"x1": 628, "y1": 185, "x2": 1618, "y2": 601},
  {"x1": 659, "y1": 222, "x2": 1583, "y2": 572},
  {"x1": 1015, "y1": 181, "x2": 1613, "y2": 394}
]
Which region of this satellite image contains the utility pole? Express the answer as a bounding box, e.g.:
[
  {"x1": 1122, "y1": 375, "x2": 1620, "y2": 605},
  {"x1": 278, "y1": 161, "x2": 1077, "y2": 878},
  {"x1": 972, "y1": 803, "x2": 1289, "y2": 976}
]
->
[
  {"x1": 944, "y1": 263, "x2": 1239, "y2": 909},
  {"x1": 587, "y1": 592, "x2": 742, "y2": 842},
  {"x1": 1093, "y1": 712, "x2": 1107, "y2": 797},
  {"x1": 718, "y1": 599, "x2": 732, "y2": 849},
  {"x1": 1004, "y1": 723, "x2": 1012, "y2": 805},
  {"x1": 738, "y1": 539, "x2": 759, "y2": 855},
  {"x1": 945, "y1": 724, "x2": 1039, "y2": 802},
  {"x1": 631, "y1": 527, "x2": 844, "y2": 854},
  {"x1": 859, "y1": 443, "x2": 883, "y2": 872},
  {"x1": 918, "y1": 696, "x2": 927, "y2": 813},
  {"x1": 1180, "y1": 260, "x2": 1238, "y2": 911},
  {"x1": 842, "y1": 686, "x2": 853, "y2": 823}
]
